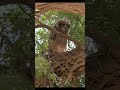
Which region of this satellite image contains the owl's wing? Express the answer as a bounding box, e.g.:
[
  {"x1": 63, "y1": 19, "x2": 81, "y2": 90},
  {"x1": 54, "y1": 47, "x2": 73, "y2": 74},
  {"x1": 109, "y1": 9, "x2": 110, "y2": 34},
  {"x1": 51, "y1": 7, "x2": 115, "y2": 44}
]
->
[{"x1": 49, "y1": 32, "x2": 56, "y2": 40}]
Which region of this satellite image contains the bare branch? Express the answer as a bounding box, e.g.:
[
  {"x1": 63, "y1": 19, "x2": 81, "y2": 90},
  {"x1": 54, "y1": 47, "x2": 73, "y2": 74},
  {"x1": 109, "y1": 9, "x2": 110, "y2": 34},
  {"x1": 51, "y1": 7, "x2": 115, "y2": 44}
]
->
[{"x1": 17, "y1": 4, "x2": 33, "y2": 18}]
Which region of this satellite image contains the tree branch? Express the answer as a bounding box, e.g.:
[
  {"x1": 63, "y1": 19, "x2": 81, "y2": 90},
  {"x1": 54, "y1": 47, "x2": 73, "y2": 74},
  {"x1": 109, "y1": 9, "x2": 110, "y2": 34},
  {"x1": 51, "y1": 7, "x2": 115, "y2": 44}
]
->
[
  {"x1": 35, "y1": 3, "x2": 85, "y2": 16},
  {"x1": 35, "y1": 20, "x2": 84, "y2": 50}
]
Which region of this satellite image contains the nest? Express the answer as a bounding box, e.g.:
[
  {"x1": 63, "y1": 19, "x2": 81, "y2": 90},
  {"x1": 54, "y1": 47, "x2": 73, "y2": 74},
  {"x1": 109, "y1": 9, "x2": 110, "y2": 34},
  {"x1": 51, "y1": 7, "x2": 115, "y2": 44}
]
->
[
  {"x1": 35, "y1": 46, "x2": 85, "y2": 87},
  {"x1": 49, "y1": 47, "x2": 85, "y2": 80}
]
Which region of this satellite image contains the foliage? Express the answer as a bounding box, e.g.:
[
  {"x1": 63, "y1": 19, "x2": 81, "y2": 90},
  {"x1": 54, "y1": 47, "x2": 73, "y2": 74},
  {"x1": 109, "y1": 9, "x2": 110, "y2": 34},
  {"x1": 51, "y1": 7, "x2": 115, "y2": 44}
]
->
[
  {"x1": 0, "y1": 4, "x2": 34, "y2": 89},
  {"x1": 85, "y1": 1, "x2": 120, "y2": 89},
  {"x1": 86, "y1": 0, "x2": 120, "y2": 43},
  {"x1": 35, "y1": 56, "x2": 50, "y2": 79}
]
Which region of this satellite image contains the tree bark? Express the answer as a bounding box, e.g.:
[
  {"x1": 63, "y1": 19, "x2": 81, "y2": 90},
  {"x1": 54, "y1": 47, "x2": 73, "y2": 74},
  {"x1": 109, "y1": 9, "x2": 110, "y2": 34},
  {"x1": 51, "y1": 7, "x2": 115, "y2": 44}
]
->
[{"x1": 35, "y1": 3, "x2": 85, "y2": 16}]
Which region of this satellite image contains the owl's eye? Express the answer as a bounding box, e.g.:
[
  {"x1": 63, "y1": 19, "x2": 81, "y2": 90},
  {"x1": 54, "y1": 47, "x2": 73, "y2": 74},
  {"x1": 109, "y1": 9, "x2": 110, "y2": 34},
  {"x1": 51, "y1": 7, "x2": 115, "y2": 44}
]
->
[
  {"x1": 62, "y1": 24, "x2": 69, "y2": 27},
  {"x1": 68, "y1": 24, "x2": 70, "y2": 28}
]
